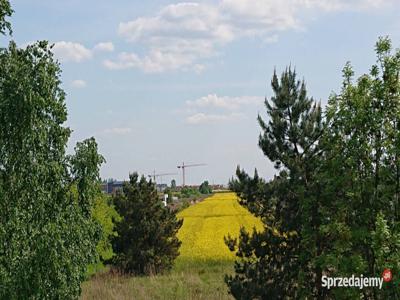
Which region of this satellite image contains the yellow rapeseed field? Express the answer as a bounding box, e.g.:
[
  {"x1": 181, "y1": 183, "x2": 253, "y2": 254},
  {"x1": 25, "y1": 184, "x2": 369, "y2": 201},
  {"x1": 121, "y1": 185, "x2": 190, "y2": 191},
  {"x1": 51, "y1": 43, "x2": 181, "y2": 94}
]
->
[{"x1": 176, "y1": 192, "x2": 263, "y2": 261}]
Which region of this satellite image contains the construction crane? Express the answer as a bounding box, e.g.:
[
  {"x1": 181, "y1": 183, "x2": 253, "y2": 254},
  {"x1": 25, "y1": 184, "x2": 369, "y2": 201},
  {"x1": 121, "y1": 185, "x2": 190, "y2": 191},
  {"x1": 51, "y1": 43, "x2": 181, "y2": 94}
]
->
[
  {"x1": 148, "y1": 171, "x2": 177, "y2": 184},
  {"x1": 177, "y1": 162, "x2": 206, "y2": 187}
]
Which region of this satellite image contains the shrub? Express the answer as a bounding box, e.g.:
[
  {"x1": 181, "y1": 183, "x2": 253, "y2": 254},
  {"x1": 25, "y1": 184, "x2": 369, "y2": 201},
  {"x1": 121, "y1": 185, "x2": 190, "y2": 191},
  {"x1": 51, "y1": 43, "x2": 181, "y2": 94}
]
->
[
  {"x1": 180, "y1": 187, "x2": 200, "y2": 198},
  {"x1": 199, "y1": 180, "x2": 212, "y2": 194},
  {"x1": 88, "y1": 192, "x2": 122, "y2": 276}
]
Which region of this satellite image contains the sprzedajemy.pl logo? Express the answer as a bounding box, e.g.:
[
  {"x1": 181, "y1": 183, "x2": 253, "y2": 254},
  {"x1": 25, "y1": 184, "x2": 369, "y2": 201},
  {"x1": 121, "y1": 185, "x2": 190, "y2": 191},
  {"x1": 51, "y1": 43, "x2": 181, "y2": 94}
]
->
[{"x1": 321, "y1": 269, "x2": 392, "y2": 290}]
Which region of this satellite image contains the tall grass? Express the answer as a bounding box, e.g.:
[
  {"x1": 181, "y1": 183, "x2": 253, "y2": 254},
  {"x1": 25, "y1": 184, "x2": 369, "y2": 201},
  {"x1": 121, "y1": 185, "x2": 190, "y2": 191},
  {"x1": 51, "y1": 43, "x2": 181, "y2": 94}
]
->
[{"x1": 81, "y1": 259, "x2": 234, "y2": 300}]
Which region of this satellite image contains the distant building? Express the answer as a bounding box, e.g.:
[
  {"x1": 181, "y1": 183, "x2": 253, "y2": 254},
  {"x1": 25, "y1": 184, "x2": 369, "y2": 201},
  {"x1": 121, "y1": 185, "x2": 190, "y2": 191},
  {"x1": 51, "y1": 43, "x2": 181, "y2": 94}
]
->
[
  {"x1": 101, "y1": 180, "x2": 168, "y2": 194},
  {"x1": 156, "y1": 183, "x2": 168, "y2": 193},
  {"x1": 101, "y1": 180, "x2": 124, "y2": 194},
  {"x1": 210, "y1": 184, "x2": 226, "y2": 190},
  {"x1": 174, "y1": 184, "x2": 227, "y2": 191}
]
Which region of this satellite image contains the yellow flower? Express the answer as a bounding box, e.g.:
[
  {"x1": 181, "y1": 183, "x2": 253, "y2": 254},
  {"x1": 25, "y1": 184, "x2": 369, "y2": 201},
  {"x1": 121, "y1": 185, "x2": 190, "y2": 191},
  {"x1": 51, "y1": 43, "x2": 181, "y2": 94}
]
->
[{"x1": 176, "y1": 192, "x2": 263, "y2": 261}]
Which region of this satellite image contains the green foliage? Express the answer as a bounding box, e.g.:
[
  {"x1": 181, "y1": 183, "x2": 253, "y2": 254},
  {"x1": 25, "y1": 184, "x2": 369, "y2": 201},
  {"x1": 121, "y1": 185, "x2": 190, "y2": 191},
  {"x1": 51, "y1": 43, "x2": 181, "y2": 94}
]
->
[
  {"x1": 88, "y1": 192, "x2": 121, "y2": 275},
  {"x1": 225, "y1": 227, "x2": 298, "y2": 299},
  {"x1": 324, "y1": 36, "x2": 400, "y2": 299},
  {"x1": 180, "y1": 186, "x2": 201, "y2": 198},
  {"x1": 227, "y1": 67, "x2": 324, "y2": 299},
  {"x1": 0, "y1": 0, "x2": 12, "y2": 35},
  {"x1": 112, "y1": 173, "x2": 183, "y2": 275},
  {"x1": 257, "y1": 68, "x2": 323, "y2": 172},
  {"x1": 171, "y1": 179, "x2": 176, "y2": 190},
  {"x1": 168, "y1": 191, "x2": 174, "y2": 204},
  {"x1": 0, "y1": 41, "x2": 104, "y2": 299},
  {"x1": 199, "y1": 180, "x2": 212, "y2": 194},
  {"x1": 372, "y1": 212, "x2": 400, "y2": 293},
  {"x1": 174, "y1": 198, "x2": 191, "y2": 213},
  {"x1": 228, "y1": 37, "x2": 400, "y2": 299}
]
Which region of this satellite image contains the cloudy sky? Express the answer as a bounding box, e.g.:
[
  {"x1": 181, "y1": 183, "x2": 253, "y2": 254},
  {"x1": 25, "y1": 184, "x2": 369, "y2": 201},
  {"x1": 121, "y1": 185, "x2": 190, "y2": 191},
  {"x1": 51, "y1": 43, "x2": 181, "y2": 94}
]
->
[{"x1": 5, "y1": 0, "x2": 400, "y2": 185}]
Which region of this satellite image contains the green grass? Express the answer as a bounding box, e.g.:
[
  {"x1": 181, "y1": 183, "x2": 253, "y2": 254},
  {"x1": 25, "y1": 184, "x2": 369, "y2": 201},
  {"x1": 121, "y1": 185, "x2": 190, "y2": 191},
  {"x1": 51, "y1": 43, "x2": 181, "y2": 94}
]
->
[{"x1": 80, "y1": 259, "x2": 234, "y2": 300}]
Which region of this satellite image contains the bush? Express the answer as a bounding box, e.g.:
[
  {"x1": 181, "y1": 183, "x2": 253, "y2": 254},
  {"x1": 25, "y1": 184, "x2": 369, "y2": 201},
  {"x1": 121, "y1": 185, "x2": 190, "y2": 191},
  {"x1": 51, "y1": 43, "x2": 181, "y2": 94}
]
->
[
  {"x1": 112, "y1": 173, "x2": 183, "y2": 275},
  {"x1": 180, "y1": 187, "x2": 200, "y2": 198},
  {"x1": 199, "y1": 180, "x2": 212, "y2": 194},
  {"x1": 88, "y1": 192, "x2": 121, "y2": 276}
]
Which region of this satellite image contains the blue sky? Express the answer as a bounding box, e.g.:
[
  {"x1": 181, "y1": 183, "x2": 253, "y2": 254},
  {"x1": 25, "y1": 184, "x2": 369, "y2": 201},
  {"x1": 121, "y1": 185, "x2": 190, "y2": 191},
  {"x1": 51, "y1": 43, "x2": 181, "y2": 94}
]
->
[{"x1": 4, "y1": 0, "x2": 400, "y2": 185}]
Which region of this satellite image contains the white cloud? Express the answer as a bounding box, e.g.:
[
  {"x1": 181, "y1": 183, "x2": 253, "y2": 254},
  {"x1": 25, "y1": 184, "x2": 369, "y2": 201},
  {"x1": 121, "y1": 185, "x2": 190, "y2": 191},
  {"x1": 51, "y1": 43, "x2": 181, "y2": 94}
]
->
[
  {"x1": 52, "y1": 41, "x2": 92, "y2": 62},
  {"x1": 118, "y1": 3, "x2": 232, "y2": 43},
  {"x1": 94, "y1": 42, "x2": 115, "y2": 52},
  {"x1": 186, "y1": 94, "x2": 264, "y2": 110},
  {"x1": 71, "y1": 79, "x2": 87, "y2": 88},
  {"x1": 186, "y1": 112, "x2": 244, "y2": 124},
  {"x1": 103, "y1": 52, "x2": 140, "y2": 70},
  {"x1": 103, "y1": 127, "x2": 132, "y2": 135},
  {"x1": 108, "y1": 0, "x2": 392, "y2": 73},
  {"x1": 103, "y1": 50, "x2": 199, "y2": 73},
  {"x1": 182, "y1": 93, "x2": 263, "y2": 124},
  {"x1": 295, "y1": 0, "x2": 391, "y2": 12},
  {"x1": 109, "y1": 2, "x2": 233, "y2": 73},
  {"x1": 220, "y1": 0, "x2": 300, "y2": 35}
]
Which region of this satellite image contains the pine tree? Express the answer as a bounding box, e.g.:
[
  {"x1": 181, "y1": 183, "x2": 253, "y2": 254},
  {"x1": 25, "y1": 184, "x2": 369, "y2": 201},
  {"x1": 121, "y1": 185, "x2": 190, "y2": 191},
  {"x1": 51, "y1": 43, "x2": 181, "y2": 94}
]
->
[
  {"x1": 112, "y1": 173, "x2": 183, "y2": 275},
  {"x1": 171, "y1": 179, "x2": 177, "y2": 190},
  {"x1": 226, "y1": 68, "x2": 324, "y2": 298},
  {"x1": 199, "y1": 180, "x2": 212, "y2": 194}
]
